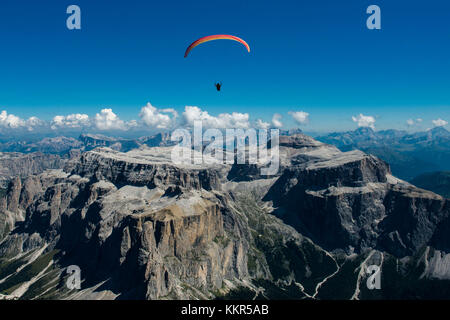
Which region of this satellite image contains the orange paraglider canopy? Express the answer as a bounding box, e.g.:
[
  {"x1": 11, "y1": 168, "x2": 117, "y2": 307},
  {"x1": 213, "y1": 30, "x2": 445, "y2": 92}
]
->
[{"x1": 184, "y1": 35, "x2": 250, "y2": 58}]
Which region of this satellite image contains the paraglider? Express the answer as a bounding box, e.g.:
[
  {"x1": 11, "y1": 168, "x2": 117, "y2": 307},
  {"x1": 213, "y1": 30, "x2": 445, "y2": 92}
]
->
[
  {"x1": 184, "y1": 34, "x2": 250, "y2": 58},
  {"x1": 184, "y1": 35, "x2": 249, "y2": 92}
]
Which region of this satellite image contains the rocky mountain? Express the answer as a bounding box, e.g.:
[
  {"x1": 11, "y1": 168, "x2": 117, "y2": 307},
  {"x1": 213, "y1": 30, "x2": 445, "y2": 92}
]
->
[
  {"x1": 317, "y1": 127, "x2": 450, "y2": 181},
  {"x1": 0, "y1": 152, "x2": 66, "y2": 188},
  {"x1": 137, "y1": 133, "x2": 174, "y2": 148},
  {"x1": 0, "y1": 131, "x2": 186, "y2": 195},
  {"x1": 0, "y1": 137, "x2": 83, "y2": 154},
  {"x1": 0, "y1": 133, "x2": 175, "y2": 156},
  {"x1": 0, "y1": 134, "x2": 449, "y2": 300},
  {"x1": 78, "y1": 134, "x2": 141, "y2": 152}
]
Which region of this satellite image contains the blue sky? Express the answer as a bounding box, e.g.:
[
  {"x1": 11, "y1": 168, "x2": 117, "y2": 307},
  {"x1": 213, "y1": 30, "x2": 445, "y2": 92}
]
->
[{"x1": 0, "y1": 0, "x2": 449, "y2": 133}]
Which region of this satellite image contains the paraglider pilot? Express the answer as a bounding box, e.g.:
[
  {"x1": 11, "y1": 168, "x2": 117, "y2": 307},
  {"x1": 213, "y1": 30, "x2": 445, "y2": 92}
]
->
[{"x1": 215, "y1": 82, "x2": 222, "y2": 91}]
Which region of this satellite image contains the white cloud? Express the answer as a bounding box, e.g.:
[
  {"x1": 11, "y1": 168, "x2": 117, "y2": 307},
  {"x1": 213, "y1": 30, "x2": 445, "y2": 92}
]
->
[
  {"x1": 139, "y1": 102, "x2": 178, "y2": 130},
  {"x1": 94, "y1": 108, "x2": 127, "y2": 131},
  {"x1": 289, "y1": 111, "x2": 309, "y2": 125},
  {"x1": 352, "y1": 114, "x2": 376, "y2": 129},
  {"x1": 27, "y1": 116, "x2": 43, "y2": 127},
  {"x1": 0, "y1": 110, "x2": 26, "y2": 128},
  {"x1": 0, "y1": 110, "x2": 44, "y2": 131},
  {"x1": 25, "y1": 116, "x2": 45, "y2": 131},
  {"x1": 51, "y1": 113, "x2": 90, "y2": 130},
  {"x1": 271, "y1": 114, "x2": 283, "y2": 128},
  {"x1": 407, "y1": 118, "x2": 424, "y2": 127},
  {"x1": 51, "y1": 110, "x2": 137, "y2": 131},
  {"x1": 432, "y1": 118, "x2": 448, "y2": 127},
  {"x1": 183, "y1": 106, "x2": 250, "y2": 129},
  {"x1": 128, "y1": 119, "x2": 139, "y2": 128},
  {"x1": 255, "y1": 119, "x2": 271, "y2": 130}
]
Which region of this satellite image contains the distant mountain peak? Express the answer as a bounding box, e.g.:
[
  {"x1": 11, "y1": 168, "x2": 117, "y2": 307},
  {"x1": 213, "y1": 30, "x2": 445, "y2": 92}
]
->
[
  {"x1": 280, "y1": 128, "x2": 303, "y2": 136},
  {"x1": 354, "y1": 126, "x2": 375, "y2": 134},
  {"x1": 429, "y1": 126, "x2": 450, "y2": 136}
]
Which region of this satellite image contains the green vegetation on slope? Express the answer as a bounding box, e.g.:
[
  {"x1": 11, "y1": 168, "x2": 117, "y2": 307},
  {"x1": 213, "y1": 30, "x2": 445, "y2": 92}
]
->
[
  {"x1": 0, "y1": 250, "x2": 59, "y2": 295},
  {"x1": 234, "y1": 191, "x2": 337, "y2": 298}
]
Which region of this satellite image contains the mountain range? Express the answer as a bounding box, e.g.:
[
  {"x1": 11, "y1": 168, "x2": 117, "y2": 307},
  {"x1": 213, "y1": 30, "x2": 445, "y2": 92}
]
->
[
  {"x1": 0, "y1": 133, "x2": 174, "y2": 155},
  {"x1": 0, "y1": 133, "x2": 449, "y2": 300},
  {"x1": 317, "y1": 126, "x2": 450, "y2": 181}
]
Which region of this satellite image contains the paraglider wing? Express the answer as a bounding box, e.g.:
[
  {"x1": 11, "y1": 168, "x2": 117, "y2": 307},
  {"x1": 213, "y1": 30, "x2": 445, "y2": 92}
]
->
[{"x1": 184, "y1": 35, "x2": 250, "y2": 58}]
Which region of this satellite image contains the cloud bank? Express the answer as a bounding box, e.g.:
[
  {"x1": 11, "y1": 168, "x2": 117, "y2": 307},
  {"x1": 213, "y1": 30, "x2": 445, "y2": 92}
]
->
[
  {"x1": 1, "y1": 104, "x2": 449, "y2": 135},
  {"x1": 406, "y1": 118, "x2": 423, "y2": 127},
  {"x1": 432, "y1": 118, "x2": 448, "y2": 127},
  {"x1": 183, "y1": 106, "x2": 250, "y2": 129},
  {"x1": 51, "y1": 114, "x2": 90, "y2": 130},
  {"x1": 289, "y1": 111, "x2": 309, "y2": 125},
  {"x1": 271, "y1": 114, "x2": 283, "y2": 128},
  {"x1": 139, "y1": 103, "x2": 178, "y2": 130},
  {"x1": 255, "y1": 119, "x2": 271, "y2": 130},
  {"x1": 352, "y1": 114, "x2": 376, "y2": 129}
]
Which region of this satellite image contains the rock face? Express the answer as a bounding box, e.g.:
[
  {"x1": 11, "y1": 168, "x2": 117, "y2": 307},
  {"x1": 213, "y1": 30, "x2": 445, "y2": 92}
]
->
[
  {"x1": 55, "y1": 183, "x2": 249, "y2": 299},
  {"x1": 0, "y1": 133, "x2": 175, "y2": 155},
  {"x1": 0, "y1": 136, "x2": 83, "y2": 154},
  {"x1": 1, "y1": 134, "x2": 450, "y2": 300},
  {"x1": 72, "y1": 148, "x2": 224, "y2": 191},
  {"x1": 265, "y1": 136, "x2": 449, "y2": 257},
  {"x1": 0, "y1": 152, "x2": 66, "y2": 187},
  {"x1": 0, "y1": 147, "x2": 250, "y2": 299},
  {"x1": 79, "y1": 134, "x2": 141, "y2": 152},
  {"x1": 79, "y1": 133, "x2": 174, "y2": 153},
  {"x1": 138, "y1": 133, "x2": 174, "y2": 148}
]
